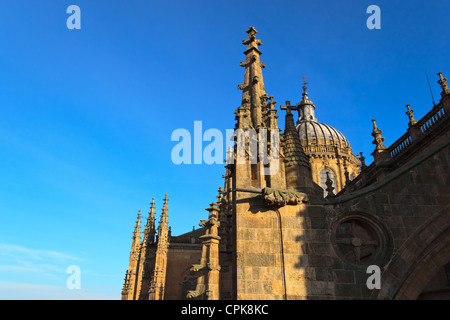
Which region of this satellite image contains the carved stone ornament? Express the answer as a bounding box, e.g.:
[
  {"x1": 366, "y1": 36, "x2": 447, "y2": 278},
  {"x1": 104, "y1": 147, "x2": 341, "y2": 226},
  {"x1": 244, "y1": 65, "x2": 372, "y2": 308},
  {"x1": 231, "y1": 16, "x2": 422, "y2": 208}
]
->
[
  {"x1": 263, "y1": 187, "x2": 309, "y2": 207},
  {"x1": 324, "y1": 206, "x2": 345, "y2": 223},
  {"x1": 331, "y1": 216, "x2": 390, "y2": 267}
]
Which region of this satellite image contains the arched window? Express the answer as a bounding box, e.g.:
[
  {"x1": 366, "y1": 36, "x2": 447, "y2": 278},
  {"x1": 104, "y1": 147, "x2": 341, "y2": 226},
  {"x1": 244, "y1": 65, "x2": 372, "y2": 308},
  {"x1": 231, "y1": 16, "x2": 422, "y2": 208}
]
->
[{"x1": 320, "y1": 168, "x2": 335, "y2": 197}]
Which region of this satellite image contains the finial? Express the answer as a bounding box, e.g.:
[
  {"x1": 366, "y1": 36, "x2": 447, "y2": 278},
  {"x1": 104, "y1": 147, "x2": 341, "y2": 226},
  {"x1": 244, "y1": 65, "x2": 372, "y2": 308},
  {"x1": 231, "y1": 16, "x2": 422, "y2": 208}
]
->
[
  {"x1": 371, "y1": 119, "x2": 387, "y2": 150},
  {"x1": 135, "y1": 210, "x2": 141, "y2": 224},
  {"x1": 438, "y1": 72, "x2": 448, "y2": 88},
  {"x1": 246, "y1": 26, "x2": 258, "y2": 36},
  {"x1": 133, "y1": 210, "x2": 142, "y2": 240},
  {"x1": 242, "y1": 26, "x2": 262, "y2": 47},
  {"x1": 149, "y1": 197, "x2": 156, "y2": 211},
  {"x1": 405, "y1": 104, "x2": 417, "y2": 125},
  {"x1": 438, "y1": 72, "x2": 449, "y2": 94},
  {"x1": 144, "y1": 198, "x2": 157, "y2": 244},
  {"x1": 267, "y1": 96, "x2": 276, "y2": 110},
  {"x1": 161, "y1": 194, "x2": 169, "y2": 219},
  {"x1": 371, "y1": 119, "x2": 378, "y2": 130},
  {"x1": 357, "y1": 152, "x2": 366, "y2": 169},
  {"x1": 302, "y1": 75, "x2": 308, "y2": 96}
]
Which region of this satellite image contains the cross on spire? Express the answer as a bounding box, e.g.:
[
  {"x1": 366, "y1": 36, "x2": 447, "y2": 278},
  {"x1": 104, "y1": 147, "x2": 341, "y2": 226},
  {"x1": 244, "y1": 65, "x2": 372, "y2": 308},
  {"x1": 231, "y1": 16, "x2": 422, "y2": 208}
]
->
[
  {"x1": 242, "y1": 26, "x2": 262, "y2": 50},
  {"x1": 280, "y1": 100, "x2": 298, "y2": 114}
]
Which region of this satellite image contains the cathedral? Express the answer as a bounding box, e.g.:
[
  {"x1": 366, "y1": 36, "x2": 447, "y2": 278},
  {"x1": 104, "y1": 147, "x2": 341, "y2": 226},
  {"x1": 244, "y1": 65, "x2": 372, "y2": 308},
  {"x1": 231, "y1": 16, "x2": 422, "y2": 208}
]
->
[{"x1": 121, "y1": 27, "x2": 450, "y2": 300}]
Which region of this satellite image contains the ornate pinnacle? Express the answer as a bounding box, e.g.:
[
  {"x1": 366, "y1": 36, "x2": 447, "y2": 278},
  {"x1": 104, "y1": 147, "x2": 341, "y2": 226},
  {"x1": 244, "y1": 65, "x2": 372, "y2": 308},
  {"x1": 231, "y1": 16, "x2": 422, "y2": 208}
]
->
[
  {"x1": 133, "y1": 210, "x2": 142, "y2": 237},
  {"x1": 155, "y1": 194, "x2": 170, "y2": 249},
  {"x1": 371, "y1": 119, "x2": 387, "y2": 150},
  {"x1": 438, "y1": 72, "x2": 450, "y2": 96},
  {"x1": 205, "y1": 202, "x2": 219, "y2": 213},
  {"x1": 242, "y1": 26, "x2": 262, "y2": 52},
  {"x1": 150, "y1": 197, "x2": 156, "y2": 211},
  {"x1": 357, "y1": 152, "x2": 366, "y2": 169},
  {"x1": 405, "y1": 104, "x2": 417, "y2": 125},
  {"x1": 216, "y1": 186, "x2": 224, "y2": 203},
  {"x1": 438, "y1": 72, "x2": 448, "y2": 90},
  {"x1": 246, "y1": 26, "x2": 257, "y2": 35},
  {"x1": 161, "y1": 194, "x2": 169, "y2": 220},
  {"x1": 143, "y1": 198, "x2": 157, "y2": 244},
  {"x1": 131, "y1": 210, "x2": 142, "y2": 251},
  {"x1": 243, "y1": 27, "x2": 260, "y2": 43}
]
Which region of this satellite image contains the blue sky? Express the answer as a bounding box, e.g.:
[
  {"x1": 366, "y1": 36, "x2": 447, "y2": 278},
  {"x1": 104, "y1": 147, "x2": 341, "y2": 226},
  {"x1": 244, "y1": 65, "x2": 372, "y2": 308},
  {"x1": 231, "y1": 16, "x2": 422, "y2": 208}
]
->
[{"x1": 0, "y1": 0, "x2": 448, "y2": 299}]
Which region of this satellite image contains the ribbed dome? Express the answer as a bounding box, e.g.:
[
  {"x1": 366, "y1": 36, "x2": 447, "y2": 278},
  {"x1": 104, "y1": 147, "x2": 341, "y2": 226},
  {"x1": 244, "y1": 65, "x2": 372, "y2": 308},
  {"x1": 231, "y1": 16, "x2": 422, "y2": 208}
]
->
[
  {"x1": 296, "y1": 120, "x2": 350, "y2": 148},
  {"x1": 295, "y1": 88, "x2": 350, "y2": 148}
]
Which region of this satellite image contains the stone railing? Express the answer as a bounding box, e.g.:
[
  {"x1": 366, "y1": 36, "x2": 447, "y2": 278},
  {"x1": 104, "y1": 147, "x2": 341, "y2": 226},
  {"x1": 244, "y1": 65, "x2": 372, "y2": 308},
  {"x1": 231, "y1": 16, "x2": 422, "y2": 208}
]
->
[
  {"x1": 389, "y1": 132, "x2": 412, "y2": 158},
  {"x1": 417, "y1": 104, "x2": 446, "y2": 135},
  {"x1": 388, "y1": 103, "x2": 447, "y2": 159},
  {"x1": 337, "y1": 101, "x2": 448, "y2": 196}
]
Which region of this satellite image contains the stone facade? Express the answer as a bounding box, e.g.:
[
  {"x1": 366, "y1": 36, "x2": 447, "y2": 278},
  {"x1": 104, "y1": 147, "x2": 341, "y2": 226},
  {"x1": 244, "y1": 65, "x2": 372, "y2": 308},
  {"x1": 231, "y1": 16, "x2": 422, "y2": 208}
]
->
[{"x1": 122, "y1": 27, "x2": 450, "y2": 300}]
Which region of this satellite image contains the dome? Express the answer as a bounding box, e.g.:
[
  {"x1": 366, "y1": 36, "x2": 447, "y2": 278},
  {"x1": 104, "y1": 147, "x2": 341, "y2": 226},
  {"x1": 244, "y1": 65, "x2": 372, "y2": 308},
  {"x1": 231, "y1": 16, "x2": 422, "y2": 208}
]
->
[
  {"x1": 297, "y1": 120, "x2": 350, "y2": 148},
  {"x1": 294, "y1": 88, "x2": 350, "y2": 149}
]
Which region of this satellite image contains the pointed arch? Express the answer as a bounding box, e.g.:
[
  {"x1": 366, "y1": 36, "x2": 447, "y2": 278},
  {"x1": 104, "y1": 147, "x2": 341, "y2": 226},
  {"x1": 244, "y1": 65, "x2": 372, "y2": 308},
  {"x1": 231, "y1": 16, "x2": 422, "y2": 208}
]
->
[{"x1": 376, "y1": 205, "x2": 450, "y2": 299}]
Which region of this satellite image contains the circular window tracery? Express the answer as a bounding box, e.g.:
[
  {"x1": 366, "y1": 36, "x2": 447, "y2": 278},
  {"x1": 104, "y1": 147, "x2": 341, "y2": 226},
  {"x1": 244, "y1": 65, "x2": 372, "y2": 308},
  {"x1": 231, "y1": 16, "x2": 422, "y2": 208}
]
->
[{"x1": 332, "y1": 215, "x2": 390, "y2": 267}]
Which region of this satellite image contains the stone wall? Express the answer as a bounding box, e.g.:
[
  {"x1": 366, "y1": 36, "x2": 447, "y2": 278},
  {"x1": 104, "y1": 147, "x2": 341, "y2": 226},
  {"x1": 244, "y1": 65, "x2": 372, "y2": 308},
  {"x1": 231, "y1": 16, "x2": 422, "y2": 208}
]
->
[
  {"x1": 164, "y1": 245, "x2": 202, "y2": 300},
  {"x1": 232, "y1": 138, "x2": 449, "y2": 299},
  {"x1": 327, "y1": 138, "x2": 450, "y2": 299}
]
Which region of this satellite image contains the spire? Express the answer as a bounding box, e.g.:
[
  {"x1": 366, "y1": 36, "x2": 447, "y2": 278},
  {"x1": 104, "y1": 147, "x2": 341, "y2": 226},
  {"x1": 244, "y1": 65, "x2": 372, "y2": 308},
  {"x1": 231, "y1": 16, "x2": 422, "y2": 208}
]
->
[
  {"x1": 281, "y1": 101, "x2": 310, "y2": 168},
  {"x1": 121, "y1": 270, "x2": 131, "y2": 299},
  {"x1": 237, "y1": 26, "x2": 267, "y2": 129},
  {"x1": 156, "y1": 194, "x2": 170, "y2": 247},
  {"x1": 143, "y1": 198, "x2": 156, "y2": 245},
  {"x1": 297, "y1": 76, "x2": 317, "y2": 122},
  {"x1": 149, "y1": 194, "x2": 170, "y2": 300},
  {"x1": 160, "y1": 194, "x2": 169, "y2": 225},
  {"x1": 132, "y1": 210, "x2": 142, "y2": 245},
  {"x1": 281, "y1": 100, "x2": 315, "y2": 192},
  {"x1": 123, "y1": 210, "x2": 142, "y2": 300}
]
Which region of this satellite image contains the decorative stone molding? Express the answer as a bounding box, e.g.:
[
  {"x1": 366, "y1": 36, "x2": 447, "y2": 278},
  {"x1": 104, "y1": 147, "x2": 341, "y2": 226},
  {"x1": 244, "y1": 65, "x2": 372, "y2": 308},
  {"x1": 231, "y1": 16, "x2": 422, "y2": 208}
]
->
[{"x1": 263, "y1": 187, "x2": 309, "y2": 206}]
